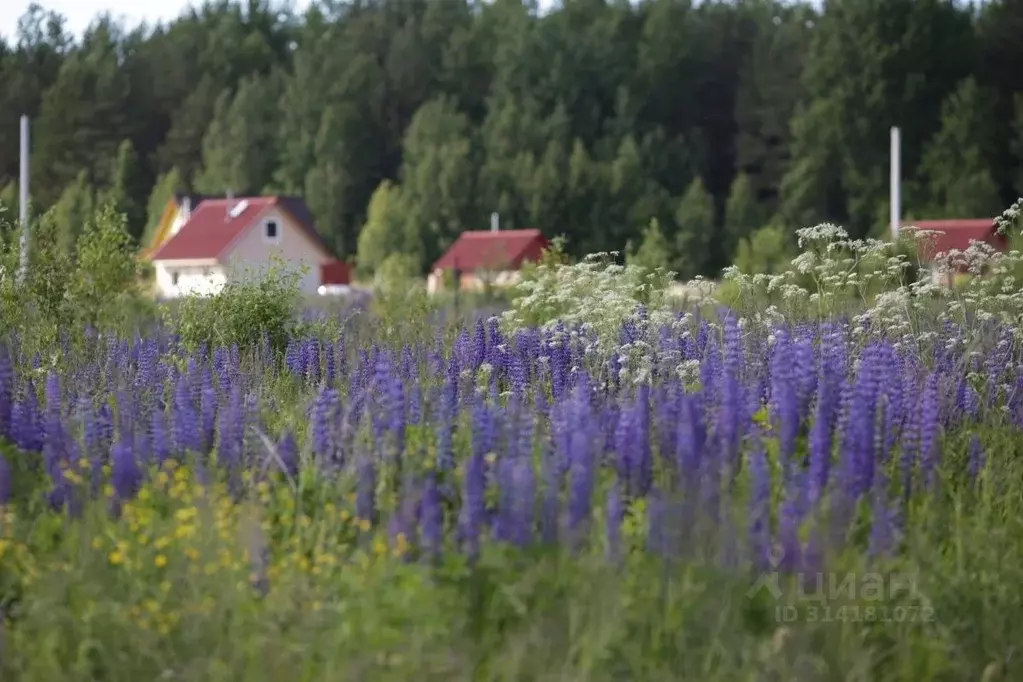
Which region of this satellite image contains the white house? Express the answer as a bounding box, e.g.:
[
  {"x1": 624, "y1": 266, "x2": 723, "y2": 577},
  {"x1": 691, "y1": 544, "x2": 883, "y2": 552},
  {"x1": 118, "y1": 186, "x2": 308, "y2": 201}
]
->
[{"x1": 146, "y1": 195, "x2": 350, "y2": 299}]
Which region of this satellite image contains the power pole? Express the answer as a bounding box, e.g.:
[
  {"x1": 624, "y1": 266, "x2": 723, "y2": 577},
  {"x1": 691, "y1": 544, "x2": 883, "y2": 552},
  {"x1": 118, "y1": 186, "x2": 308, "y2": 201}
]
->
[
  {"x1": 17, "y1": 115, "x2": 29, "y2": 283},
  {"x1": 890, "y1": 126, "x2": 901, "y2": 241}
]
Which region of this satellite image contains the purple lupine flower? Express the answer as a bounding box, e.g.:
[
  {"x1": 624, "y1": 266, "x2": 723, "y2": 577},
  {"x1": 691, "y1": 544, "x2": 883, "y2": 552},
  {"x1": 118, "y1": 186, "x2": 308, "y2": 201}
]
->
[
  {"x1": 304, "y1": 339, "x2": 321, "y2": 385},
  {"x1": 471, "y1": 317, "x2": 487, "y2": 373},
  {"x1": 172, "y1": 375, "x2": 199, "y2": 454},
  {"x1": 676, "y1": 394, "x2": 706, "y2": 488},
  {"x1": 614, "y1": 398, "x2": 649, "y2": 497},
  {"x1": 918, "y1": 372, "x2": 941, "y2": 490},
  {"x1": 12, "y1": 381, "x2": 42, "y2": 452},
  {"x1": 355, "y1": 454, "x2": 377, "y2": 525},
  {"x1": 839, "y1": 344, "x2": 883, "y2": 501},
  {"x1": 0, "y1": 452, "x2": 11, "y2": 505},
  {"x1": 458, "y1": 449, "x2": 486, "y2": 559},
  {"x1": 43, "y1": 372, "x2": 67, "y2": 484},
  {"x1": 777, "y1": 471, "x2": 805, "y2": 572},
  {"x1": 309, "y1": 386, "x2": 339, "y2": 462},
  {"x1": 494, "y1": 454, "x2": 535, "y2": 548},
  {"x1": 151, "y1": 405, "x2": 171, "y2": 465},
  {"x1": 566, "y1": 388, "x2": 596, "y2": 543},
  {"x1": 718, "y1": 314, "x2": 744, "y2": 467},
  {"x1": 0, "y1": 347, "x2": 13, "y2": 440},
  {"x1": 646, "y1": 489, "x2": 666, "y2": 556},
  {"x1": 769, "y1": 329, "x2": 800, "y2": 469},
  {"x1": 285, "y1": 339, "x2": 303, "y2": 377},
  {"x1": 539, "y1": 441, "x2": 560, "y2": 546},
  {"x1": 276, "y1": 428, "x2": 299, "y2": 478},
  {"x1": 199, "y1": 370, "x2": 217, "y2": 454},
  {"x1": 325, "y1": 342, "x2": 336, "y2": 386},
  {"x1": 808, "y1": 335, "x2": 843, "y2": 504},
  {"x1": 748, "y1": 444, "x2": 772, "y2": 570},
  {"x1": 868, "y1": 474, "x2": 896, "y2": 558},
  {"x1": 420, "y1": 474, "x2": 444, "y2": 561},
  {"x1": 216, "y1": 385, "x2": 244, "y2": 470},
  {"x1": 111, "y1": 437, "x2": 142, "y2": 501}
]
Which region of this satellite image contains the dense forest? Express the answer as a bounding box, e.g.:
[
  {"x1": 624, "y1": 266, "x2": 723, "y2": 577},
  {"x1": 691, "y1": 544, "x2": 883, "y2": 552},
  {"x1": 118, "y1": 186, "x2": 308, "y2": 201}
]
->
[{"x1": 1, "y1": 0, "x2": 1022, "y2": 280}]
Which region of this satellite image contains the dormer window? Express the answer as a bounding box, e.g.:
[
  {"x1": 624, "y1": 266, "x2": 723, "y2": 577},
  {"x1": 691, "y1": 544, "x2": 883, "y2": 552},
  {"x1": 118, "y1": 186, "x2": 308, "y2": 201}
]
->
[{"x1": 264, "y1": 219, "x2": 280, "y2": 243}]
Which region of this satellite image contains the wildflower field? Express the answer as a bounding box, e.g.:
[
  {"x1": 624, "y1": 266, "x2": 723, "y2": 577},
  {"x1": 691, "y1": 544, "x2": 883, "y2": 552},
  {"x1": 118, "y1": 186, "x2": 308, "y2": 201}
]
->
[{"x1": 4, "y1": 217, "x2": 1023, "y2": 681}]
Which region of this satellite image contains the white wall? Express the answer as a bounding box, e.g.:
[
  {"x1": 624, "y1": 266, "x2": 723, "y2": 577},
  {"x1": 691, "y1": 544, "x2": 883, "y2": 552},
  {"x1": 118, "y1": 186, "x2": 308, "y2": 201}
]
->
[
  {"x1": 222, "y1": 207, "x2": 328, "y2": 295},
  {"x1": 154, "y1": 261, "x2": 225, "y2": 298}
]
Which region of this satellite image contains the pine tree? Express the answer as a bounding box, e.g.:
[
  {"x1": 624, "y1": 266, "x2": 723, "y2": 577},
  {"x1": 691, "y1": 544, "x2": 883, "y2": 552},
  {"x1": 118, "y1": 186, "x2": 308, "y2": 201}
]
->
[
  {"x1": 724, "y1": 173, "x2": 765, "y2": 262},
  {"x1": 917, "y1": 78, "x2": 1002, "y2": 218},
  {"x1": 141, "y1": 168, "x2": 185, "y2": 250},
  {"x1": 103, "y1": 139, "x2": 146, "y2": 242},
  {"x1": 674, "y1": 177, "x2": 715, "y2": 279},
  {"x1": 50, "y1": 170, "x2": 96, "y2": 256},
  {"x1": 627, "y1": 218, "x2": 672, "y2": 274}
]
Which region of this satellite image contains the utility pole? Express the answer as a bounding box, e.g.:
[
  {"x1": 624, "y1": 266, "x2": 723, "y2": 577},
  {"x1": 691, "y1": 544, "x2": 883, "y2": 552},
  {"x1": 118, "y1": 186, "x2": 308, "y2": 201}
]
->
[
  {"x1": 890, "y1": 126, "x2": 901, "y2": 241},
  {"x1": 18, "y1": 115, "x2": 29, "y2": 282}
]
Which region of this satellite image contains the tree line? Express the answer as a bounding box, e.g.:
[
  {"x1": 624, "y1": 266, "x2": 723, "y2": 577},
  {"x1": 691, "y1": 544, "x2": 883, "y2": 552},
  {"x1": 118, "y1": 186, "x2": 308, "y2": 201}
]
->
[{"x1": 1, "y1": 0, "x2": 1022, "y2": 280}]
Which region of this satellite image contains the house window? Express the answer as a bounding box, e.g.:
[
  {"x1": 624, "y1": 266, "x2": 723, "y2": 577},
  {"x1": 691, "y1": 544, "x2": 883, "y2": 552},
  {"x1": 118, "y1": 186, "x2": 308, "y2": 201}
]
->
[
  {"x1": 171, "y1": 271, "x2": 179, "y2": 287},
  {"x1": 264, "y1": 219, "x2": 279, "y2": 242}
]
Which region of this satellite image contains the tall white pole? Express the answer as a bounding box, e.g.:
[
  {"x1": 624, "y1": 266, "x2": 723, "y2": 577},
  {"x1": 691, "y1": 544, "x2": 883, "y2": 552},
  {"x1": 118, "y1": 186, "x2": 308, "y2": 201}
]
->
[
  {"x1": 18, "y1": 115, "x2": 29, "y2": 282},
  {"x1": 490, "y1": 211, "x2": 499, "y2": 232},
  {"x1": 890, "y1": 126, "x2": 901, "y2": 241}
]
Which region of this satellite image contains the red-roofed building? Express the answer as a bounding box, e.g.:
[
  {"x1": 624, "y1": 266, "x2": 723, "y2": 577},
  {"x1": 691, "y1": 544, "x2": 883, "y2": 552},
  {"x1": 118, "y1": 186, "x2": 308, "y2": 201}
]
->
[
  {"x1": 427, "y1": 229, "x2": 550, "y2": 294},
  {"x1": 901, "y1": 218, "x2": 1009, "y2": 285},
  {"x1": 146, "y1": 195, "x2": 350, "y2": 298}
]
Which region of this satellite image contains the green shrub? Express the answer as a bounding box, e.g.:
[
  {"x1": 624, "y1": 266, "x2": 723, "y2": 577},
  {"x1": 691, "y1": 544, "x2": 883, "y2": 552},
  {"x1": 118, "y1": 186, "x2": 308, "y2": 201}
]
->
[
  {"x1": 0, "y1": 199, "x2": 150, "y2": 353},
  {"x1": 167, "y1": 257, "x2": 303, "y2": 353}
]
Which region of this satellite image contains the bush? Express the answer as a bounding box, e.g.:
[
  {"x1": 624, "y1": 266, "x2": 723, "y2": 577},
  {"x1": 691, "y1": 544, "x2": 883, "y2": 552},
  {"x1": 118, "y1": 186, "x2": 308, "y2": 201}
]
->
[
  {"x1": 0, "y1": 200, "x2": 150, "y2": 354},
  {"x1": 167, "y1": 257, "x2": 304, "y2": 354},
  {"x1": 504, "y1": 246, "x2": 676, "y2": 351}
]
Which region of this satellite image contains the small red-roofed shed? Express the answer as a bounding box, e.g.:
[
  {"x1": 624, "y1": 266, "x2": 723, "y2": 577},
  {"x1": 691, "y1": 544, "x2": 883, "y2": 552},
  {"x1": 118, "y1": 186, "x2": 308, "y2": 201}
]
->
[
  {"x1": 428, "y1": 229, "x2": 550, "y2": 293},
  {"x1": 901, "y1": 218, "x2": 1010, "y2": 285}
]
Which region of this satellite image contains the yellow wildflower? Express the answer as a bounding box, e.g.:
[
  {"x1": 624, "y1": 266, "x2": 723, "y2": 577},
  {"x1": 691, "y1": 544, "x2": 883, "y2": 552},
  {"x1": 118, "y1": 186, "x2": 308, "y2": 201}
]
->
[
  {"x1": 109, "y1": 550, "x2": 125, "y2": 566},
  {"x1": 154, "y1": 554, "x2": 168, "y2": 568}
]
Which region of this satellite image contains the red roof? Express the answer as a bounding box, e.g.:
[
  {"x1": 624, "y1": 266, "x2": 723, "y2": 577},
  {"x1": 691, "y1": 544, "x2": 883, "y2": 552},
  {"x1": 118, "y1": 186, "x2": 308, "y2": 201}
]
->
[
  {"x1": 432, "y1": 229, "x2": 549, "y2": 272},
  {"x1": 148, "y1": 196, "x2": 332, "y2": 262},
  {"x1": 320, "y1": 259, "x2": 351, "y2": 285},
  {"x1": 902, "y1": 219, "x2": 1008, "y2": 262}
]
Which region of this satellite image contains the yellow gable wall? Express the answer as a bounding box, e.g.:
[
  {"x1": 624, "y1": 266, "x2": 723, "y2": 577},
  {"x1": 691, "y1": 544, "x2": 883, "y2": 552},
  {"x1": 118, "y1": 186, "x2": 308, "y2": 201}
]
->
[{"x1": 141, "y1": 199, "x2": 180, "y2": 258}]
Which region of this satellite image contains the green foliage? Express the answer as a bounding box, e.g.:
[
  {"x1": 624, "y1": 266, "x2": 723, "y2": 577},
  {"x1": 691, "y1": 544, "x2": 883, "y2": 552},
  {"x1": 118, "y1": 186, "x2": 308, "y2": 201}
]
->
[
  {"x1": 195, "y1": 73, "x2": 281, "y2": 196},
  {"x1": 65, "y1": 203, "x2": 146, "y2": 330},
  {"x1": 733, "y1": 223, "x2": 792, "y2": 275},
  {"x1": 103, "y1": 138, "x2": 147, "y2": 242},
  {"x1": 674, "y1": 177, "x2": 715, "y2": 279},
  {"x1": 0, "y1": 199, "x2": 148, "y2": 351},
  {"x1": 355, "y1": 180, "x2": 416, "y2": 279},
  {"x1": 141, "y1": 168, "x2": 185, "y2": 249},
  {"x1": 724, "y1": 173, "x2": 766, "y2": 256},
  {"x1": 49, "y1": 170, "x2": 95, "y2": 257},
  {"x1": 504, "y1": 250, "x2": 675, "y2": 353},
  {"x1": 626, "y1": 218, "x2": 672, "y2": 274},
  {"x1": 915, "y1": 78, "x2": 1002, "y2": 219},
  {"x1": 167, "y1": 257, "x2": 304, "y2": 354}
]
